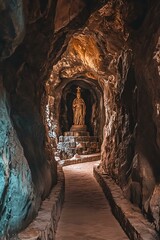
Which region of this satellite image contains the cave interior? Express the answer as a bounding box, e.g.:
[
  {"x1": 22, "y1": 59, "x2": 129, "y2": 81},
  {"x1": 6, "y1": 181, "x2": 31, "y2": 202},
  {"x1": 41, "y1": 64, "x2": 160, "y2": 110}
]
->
[{"x1": 0, "y1": 0, "x2": 160, "y2": 238}]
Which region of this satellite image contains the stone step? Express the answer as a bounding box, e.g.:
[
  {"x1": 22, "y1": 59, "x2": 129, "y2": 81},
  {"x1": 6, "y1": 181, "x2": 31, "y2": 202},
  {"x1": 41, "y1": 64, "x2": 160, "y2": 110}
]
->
[
  {"x1": 64, "y1": 131, "x2": 89, "y2": 136},
  {"x1": 59, "y1": 136, "x2": 99, "y2": 142},
  {"x1": 58, "y1": 135, "x2": 101, "y2": 160},
  {"x1": 57, "y1": 142, "x2": 100, "y2": 149},
  {"x1": 58, "y1": 148, "x2": 100, "y2": 157}
]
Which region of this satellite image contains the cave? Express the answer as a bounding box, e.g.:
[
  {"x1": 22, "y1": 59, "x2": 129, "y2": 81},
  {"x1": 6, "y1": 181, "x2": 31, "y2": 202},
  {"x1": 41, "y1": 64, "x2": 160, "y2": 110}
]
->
[{"x1": 0, "y1": 0, "x2": 160, "y2": 239}]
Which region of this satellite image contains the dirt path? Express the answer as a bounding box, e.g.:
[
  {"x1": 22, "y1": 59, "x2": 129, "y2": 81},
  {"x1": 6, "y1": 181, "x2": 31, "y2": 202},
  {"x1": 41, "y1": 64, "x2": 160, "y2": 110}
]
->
[{"x1": 56, "y1": 161, "x2": 129, "y2": 240}]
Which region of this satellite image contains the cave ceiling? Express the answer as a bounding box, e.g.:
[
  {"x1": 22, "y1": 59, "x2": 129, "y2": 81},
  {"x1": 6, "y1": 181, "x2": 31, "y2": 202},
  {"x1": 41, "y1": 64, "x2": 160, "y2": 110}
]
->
[{"x1": 47, "y1": 0, "x2": 132, "y2": 95}]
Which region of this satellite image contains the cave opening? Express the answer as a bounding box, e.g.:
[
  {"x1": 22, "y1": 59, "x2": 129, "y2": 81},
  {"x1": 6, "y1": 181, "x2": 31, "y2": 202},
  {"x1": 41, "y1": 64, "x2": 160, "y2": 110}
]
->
[{"x1": 51, "y1": 78, "x2": 105, "y2": 159}]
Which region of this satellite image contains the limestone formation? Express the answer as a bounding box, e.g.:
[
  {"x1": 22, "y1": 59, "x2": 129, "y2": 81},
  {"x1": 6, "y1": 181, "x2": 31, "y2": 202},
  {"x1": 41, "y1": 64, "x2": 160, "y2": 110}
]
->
[{"x1": 1, "y1": 0, "x2": 160, "y2": 238}]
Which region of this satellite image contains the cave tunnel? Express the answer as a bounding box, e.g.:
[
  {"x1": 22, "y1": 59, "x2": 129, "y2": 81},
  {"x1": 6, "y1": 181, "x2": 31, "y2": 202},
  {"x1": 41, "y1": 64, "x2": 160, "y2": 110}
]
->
[{"x1": 0, "y1": 0, "x2": 160, "y2": 239}]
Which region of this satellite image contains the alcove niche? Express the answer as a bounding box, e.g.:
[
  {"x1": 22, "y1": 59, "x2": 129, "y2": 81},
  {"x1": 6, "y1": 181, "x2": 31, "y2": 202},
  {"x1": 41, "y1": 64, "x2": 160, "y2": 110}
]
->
[{"x1": 59, "y1": 79, "x2": 104, "y2": 143}]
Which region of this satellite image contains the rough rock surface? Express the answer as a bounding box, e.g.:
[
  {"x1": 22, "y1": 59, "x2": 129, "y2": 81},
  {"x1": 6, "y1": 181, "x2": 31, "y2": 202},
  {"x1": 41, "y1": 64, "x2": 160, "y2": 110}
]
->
[
  {"x1": 0, "y1": 81, "x2": 37, "y2": 236},
  {"x1": 0, "y1": 0, "x2": 59, "y2": 236},
  {"x1": 0, "y1": 0, "x2": 105, "y2": 237},
  {"x1": 45, "y1": 0, "x2": 160, "y2": 234},
  {"x1": 132, "y1": 2, "x2": 160, "y2": 231},
  {"x1": 1, "y1": 0, "x2": 160, "y2": 237}
]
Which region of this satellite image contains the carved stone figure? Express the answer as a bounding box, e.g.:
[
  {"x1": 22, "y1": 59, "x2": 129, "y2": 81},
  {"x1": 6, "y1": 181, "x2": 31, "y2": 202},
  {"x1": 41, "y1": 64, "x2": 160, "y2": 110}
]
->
[{"x1": 72, "y1": 87, "x2": 86, "y2": 125}]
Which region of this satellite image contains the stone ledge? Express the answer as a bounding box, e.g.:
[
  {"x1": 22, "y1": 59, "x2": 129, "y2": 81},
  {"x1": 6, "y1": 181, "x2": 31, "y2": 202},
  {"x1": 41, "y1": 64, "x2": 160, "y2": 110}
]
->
[
  {"x1": 59, "y1": 153, "x2": 100, "y2": 166},
  {"x1": 17, "y1": 164, "x2": 65, "y2": 240},
  {"x1": 93, "y1": 165, "x2": 159, "y2": 240}
]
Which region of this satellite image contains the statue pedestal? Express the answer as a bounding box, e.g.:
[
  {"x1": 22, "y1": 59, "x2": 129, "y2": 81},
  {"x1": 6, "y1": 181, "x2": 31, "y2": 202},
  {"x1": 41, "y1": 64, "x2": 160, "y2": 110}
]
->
[
  {"x1": 57, "y1": 134, "x2": 100, "y2": 159},
  {"x1": 64, "y1": 124, "x2": 89, "y2": 137},
  {"x1": 70, "y1": 124, "x2": 87, "y2": 132},
  {"x1": 57, "y1": 125, "x2": 100, "y2": 159}
]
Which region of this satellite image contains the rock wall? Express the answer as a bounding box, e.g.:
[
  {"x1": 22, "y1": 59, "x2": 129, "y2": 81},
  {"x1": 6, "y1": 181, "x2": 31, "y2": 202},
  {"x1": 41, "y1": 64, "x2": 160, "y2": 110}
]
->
[
  {"x1": 45, "y1": 0, "x2": 160, "y2": 234},
  {"x1": 0, "y1": 79, "x2": 37, "y2": 236},
  {"x1": 102, "y1": 0, "x2": 160, "y2": 233},
  {"x1": 1, "y1": 0, "x2": 160, "y2": 237},
  {"x1": 0, "y1": 0, "x2": 104, "y2": 237},
  {"x1": 132, "y1": 1, "x2": 160, "y2": 231},
  {"x1": 96, "y1": 0, "x2": 160, "y2": 234},
  {"x1": 0, "y1": 0, "x2": 58, "y2": 236}
]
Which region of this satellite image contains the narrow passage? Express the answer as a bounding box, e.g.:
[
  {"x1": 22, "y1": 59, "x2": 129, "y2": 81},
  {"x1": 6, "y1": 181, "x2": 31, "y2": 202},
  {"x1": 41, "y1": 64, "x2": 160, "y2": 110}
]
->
[{"x1": 56, "y1": 161, "x2": 129, "y2": 240}]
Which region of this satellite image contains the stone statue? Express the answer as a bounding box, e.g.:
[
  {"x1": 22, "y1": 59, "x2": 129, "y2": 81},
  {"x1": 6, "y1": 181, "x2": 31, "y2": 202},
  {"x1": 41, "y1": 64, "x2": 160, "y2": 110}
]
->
[{"x1": 72, "y1": 87, "x2": 86, "y2": 125}]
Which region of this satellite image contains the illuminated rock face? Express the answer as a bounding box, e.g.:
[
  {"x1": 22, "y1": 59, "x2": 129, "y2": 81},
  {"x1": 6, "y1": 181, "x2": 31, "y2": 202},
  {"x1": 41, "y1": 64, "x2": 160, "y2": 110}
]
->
[
  {"x1": 1, "y1": 0, "x2": 160, "y2": 237},
  {"x1": 45, "y1": 0, "x2": 160, "y2": 233},
  {"x1": 0, "y1": 82, "x2": 37, "y2": 236},
  {"x1": 0, "y1": 0, "x2": 58, "y2": 237},
  {"x1": 0, "y1": 0, "x2": 100, "y2": 237}
]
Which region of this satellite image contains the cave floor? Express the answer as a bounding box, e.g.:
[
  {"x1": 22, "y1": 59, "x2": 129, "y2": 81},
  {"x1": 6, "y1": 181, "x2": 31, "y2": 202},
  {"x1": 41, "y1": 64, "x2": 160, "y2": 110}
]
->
[{"x1": 55, "y1": 161, "x2": 129, "y2": 240}]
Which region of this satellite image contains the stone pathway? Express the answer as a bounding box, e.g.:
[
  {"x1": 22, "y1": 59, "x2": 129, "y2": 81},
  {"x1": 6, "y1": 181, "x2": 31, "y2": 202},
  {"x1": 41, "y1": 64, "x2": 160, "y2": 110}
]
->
[{"x1": 56, "y1": 161, "x2": 129, "y2": 240}]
